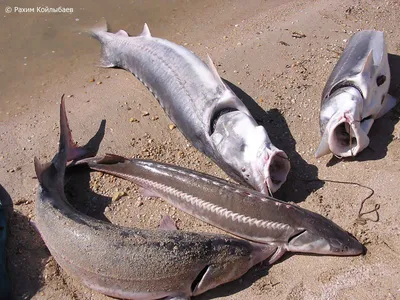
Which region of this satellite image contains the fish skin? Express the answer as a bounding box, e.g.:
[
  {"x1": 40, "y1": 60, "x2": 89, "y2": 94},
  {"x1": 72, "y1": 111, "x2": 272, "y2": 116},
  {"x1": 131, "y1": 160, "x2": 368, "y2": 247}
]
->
[
  {"x1": 316, "y1": 30, "x2": 398, "y2": 158},
  {"x1": 34, "y1": 97, "x2": 277, "y2": 300},
  {"x1": 77, "y1": 154, "x2": 365, "y2": 259},
  {"x1": 89, "y1": 21, "x2": 290, "y2": 194}
]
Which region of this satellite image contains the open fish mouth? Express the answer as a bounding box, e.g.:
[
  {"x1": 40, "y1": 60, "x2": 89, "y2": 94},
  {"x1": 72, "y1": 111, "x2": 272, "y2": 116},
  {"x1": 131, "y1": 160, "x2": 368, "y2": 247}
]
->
[
  {"x1": 264, "y1": 150, "x2": 290, "y2": 194},
  {"x1": 328, "y1": 114, "x2": 369, "y2": 158}
]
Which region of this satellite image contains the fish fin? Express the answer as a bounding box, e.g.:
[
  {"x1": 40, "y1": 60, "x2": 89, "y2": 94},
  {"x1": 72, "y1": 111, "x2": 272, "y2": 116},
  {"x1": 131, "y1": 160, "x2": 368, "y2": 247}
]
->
[
  {"x1": 248, "y1": 242, "x2": 280, "y2": 265},
  {"x1": 59, "y1": 95, "x2": 88, "y2": 162},
  {"x1": 206, "y1": 54, "x2": 225, "y2": 86},
  {"x1": 375, "y1": 93, "x2": 398, "y2": 119},
  {"x1": 88, "y1": 19, "x2": 115, "y2": 67},
  {"x1": 140, "y1": 23, "x2": 152, "y2": 37},
  {"x1": 34, "y1": 157, "x2": 51, "y2": 185},
  {"x1": 267, "y1": 246, "x2": 286, "y2": 264},
  {"x1": 139, "y1": 188, "x2": 160, "y2": 198},
  {"x1": 159, "y1": 215, "x2": 178, "y2": 230},
  {"x1": 89, "y1": 18, "x2": 108, "y2": 37},
  {"x1": 115, "y1": 29, "x2": 129, "y2": 37},
  {"x1": 98, "y1": 153, "x2": 127, "y2": 164},
  {"x1": 315, "y1": 131, "x2": 331, "y2": 158},
  {"x1": 360, "y1": 118, "x2": 374, "y2": 134}
]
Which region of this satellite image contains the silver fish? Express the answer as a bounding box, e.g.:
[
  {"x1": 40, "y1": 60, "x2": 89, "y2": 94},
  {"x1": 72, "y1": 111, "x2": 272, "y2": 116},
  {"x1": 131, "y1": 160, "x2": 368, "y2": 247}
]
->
[
  {"x1": 77, "y1": 154, "x2": 365, "y2": 263},
  {"x1": 34, "y1": 97, "x2": 276, "y2": 300},
  {"x1": 316, "y1": 30, "x2": 398, "y2": 158},
  {"x1": 89, "y1": 21, "x2": 290, "y2": 194}
]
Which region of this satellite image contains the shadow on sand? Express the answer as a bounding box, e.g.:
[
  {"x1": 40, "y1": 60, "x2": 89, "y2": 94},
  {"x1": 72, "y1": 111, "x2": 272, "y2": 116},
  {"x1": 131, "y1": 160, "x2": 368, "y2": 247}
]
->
[
  {"x1": 224, "y1": 80, "x2": 323, "y2": 203},
  {"x1": 327, "y1": 53, "x2": 400, "y2": 166},
  {"x1": 4, "y1": 183, "x2": 49, "y2": 300},
  {"x1": 66, "y1": 119, "x2": 112, "y2": 222}
]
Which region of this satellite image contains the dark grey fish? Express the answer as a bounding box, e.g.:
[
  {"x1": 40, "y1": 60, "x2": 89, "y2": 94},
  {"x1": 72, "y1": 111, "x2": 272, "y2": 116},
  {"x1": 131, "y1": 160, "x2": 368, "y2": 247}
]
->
[
  {"x1": 89, "y1": 21, "x2": 290, "y2": 194},
  {"x1": 77, "y1": 154, "x2": 365, "y2": 264},
  {"x1": 34, "y1": 97, "x2": 276, "y2": 300}
]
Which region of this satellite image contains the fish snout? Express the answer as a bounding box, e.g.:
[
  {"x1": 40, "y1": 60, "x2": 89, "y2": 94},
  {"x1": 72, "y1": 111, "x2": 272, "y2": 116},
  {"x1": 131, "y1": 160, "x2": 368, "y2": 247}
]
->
[
  {"x1": 264, "y1": 150, "x2": 290, "y2": 194},
  {"x1": 328, "y1": 118, "x2": 370, "y2": 157},
  {"x1": 287, "y1": 228, "x2": 365, "y2": 256}
]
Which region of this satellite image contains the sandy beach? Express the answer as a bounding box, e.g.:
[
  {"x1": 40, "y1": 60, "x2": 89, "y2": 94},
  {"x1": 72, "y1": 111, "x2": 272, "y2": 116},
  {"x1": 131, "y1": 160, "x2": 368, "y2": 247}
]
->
[{"x1": 0, "y1": 0, "x2": 399, "y2": 299}]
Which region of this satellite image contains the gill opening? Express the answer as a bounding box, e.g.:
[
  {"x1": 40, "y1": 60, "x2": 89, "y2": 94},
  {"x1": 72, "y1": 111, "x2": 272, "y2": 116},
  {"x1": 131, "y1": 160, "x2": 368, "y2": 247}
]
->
[
  {"x1": 287, "y1": 229, "x2": 307, "y2": 245},
  {"x1": 191, "y1": 265, "x2": 210, "y2": 293},
  {"x1": 209, "y1": 108, "x2": 238, "y2": 135}
]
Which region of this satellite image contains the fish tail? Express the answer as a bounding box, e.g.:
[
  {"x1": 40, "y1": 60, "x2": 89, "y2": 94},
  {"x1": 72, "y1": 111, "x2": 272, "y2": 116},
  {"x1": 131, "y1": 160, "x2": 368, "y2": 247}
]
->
[{"x1": 88, "y1": 19, "x2": 116, "y2": 68}]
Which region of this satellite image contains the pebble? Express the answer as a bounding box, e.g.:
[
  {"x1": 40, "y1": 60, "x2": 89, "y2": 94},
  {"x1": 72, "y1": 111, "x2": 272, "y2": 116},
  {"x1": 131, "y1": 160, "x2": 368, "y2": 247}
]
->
[
  {"x1": 142, "y1": 111, "x2": 150, "y2": 116},
  {"x1": 89, "y1": 78, "x2": 95, "y2": 82},
  {"x1": 130, "y1": 117, "x2": 139, "y2": 123},
  {"x1": 169, "y1": 124, "x2": 176, "y2": 130},
  {"x1": 112, "y1": 191, "x2": 126, "y2": 201}
]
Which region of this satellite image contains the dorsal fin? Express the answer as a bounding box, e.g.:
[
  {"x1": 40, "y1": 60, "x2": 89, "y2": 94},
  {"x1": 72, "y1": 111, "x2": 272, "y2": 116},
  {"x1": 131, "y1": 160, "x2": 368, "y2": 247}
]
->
[
  {"x1": 115, "y1": 30, "x2": 129, "y2": 37},
  {"x1": 206, "y1": 54, "x2": 225, "y2": 86},
  {"x1": 140, "y1": 23, "x2": 151, "y2": 37}
]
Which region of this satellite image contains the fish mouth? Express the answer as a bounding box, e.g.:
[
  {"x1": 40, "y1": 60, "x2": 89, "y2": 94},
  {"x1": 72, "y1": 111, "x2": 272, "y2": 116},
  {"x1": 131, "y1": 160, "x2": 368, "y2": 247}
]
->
[
  {"x1": 328, "y1": 115, "x2": 369, "y2": 158},
  {"x1": 264, "y1": 150, "x2": 290, "y2": 194}
]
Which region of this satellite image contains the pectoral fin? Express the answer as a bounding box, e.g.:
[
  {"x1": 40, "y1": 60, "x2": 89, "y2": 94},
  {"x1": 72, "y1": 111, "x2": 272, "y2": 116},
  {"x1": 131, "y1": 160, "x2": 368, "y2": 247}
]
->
[
  {"x1": 360, "y1": 118, "x2": 374, "y2": 134},
  {"x1": 159, "y1": 215, "x2": 178, "y2": 231},
  {"x1": 315, "y1": 129, "x2": 331, "y2": 158},
  {"x1": 375, "y1": 93, "x2": 398, "y2": 119}
]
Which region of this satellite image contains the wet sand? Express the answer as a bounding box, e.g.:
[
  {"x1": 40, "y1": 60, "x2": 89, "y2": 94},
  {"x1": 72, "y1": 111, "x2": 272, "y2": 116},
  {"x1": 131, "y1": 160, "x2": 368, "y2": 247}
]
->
[{"x1": 1, "y1": 0, "x2": 400, "y2": 299}]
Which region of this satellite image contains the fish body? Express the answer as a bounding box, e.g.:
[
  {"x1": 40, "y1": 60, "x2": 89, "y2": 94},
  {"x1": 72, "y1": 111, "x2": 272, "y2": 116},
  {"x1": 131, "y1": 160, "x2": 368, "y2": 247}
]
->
[
  {"x1": 90, "y1": 22, "x2": 290, "y2": 194},
  {"x1": 78, "y1": 154, "x2": 365, "y2": 261},
  {"x1": 316, "y1": 30, "x2": 397, "y2": 158},
  {"x1": 34, "y1": 98, "x2": 276, "y2": 300}
]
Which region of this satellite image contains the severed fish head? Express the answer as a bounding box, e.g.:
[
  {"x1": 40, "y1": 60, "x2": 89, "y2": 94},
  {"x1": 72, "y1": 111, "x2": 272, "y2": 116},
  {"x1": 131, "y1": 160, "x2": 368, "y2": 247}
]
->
[{"x1": 316, "y1": 87, "x2": 371, "y2": 158}]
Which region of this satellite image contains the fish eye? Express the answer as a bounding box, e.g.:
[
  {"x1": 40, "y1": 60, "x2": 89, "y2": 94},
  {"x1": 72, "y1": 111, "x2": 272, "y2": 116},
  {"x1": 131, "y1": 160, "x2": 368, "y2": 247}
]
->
[{"x1": 376, "y1": 75, "x2": 386, "y2": 86}]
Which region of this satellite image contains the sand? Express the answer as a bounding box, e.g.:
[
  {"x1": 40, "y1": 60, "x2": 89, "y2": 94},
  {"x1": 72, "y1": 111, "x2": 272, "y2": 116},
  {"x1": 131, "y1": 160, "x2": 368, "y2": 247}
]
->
[{"x1": 0, "y1": 0, "x2": 399, "y2": 299}]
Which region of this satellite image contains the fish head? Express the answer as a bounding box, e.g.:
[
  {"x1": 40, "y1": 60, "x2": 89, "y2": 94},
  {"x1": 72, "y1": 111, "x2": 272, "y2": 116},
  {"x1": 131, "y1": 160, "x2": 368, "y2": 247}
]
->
[
  {"x1": 212, "y1": 112, "x2": 290, "y2": 194},
  {"x1": 316, "y1": 87, "x2": 370, "y2": 158},
  {"x1": 287, "y1": 211, "x2": 365, "y2": 256},
  {"x1": 243, "y1": 126, "x2": 290, "y2": 194}
]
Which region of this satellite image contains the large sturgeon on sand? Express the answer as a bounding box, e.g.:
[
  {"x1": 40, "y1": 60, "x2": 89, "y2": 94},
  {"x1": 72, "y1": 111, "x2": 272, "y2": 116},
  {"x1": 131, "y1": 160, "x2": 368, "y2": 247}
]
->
[
  {"x1": 89, "y1": 21, "x2": 290, "y2": 194},
  {"x1": 316, "y1": 30, "x2": 398, "y2": 158},
  {"x1": 77, "y1": 155, "x2": 365, "y2": 263},
  {"x1": 34, "y1": 97, "x2": 278, "y2": 299}
]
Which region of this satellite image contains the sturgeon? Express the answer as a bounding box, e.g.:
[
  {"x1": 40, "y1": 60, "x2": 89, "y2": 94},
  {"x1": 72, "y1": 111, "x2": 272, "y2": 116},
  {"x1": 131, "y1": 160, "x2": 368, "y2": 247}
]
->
[
  {"x1": 34, "y1": 97, "x2": 276, "y2": 300},
  {"x1": 316, "y1": 30, "x2": 398, "y2": 158},
  {"x1": 89, "y1": 21, "x2": 290, "y2": 194},
  {"x1": 77, "y1": 155, "x2": 365, "y2": 262}
]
